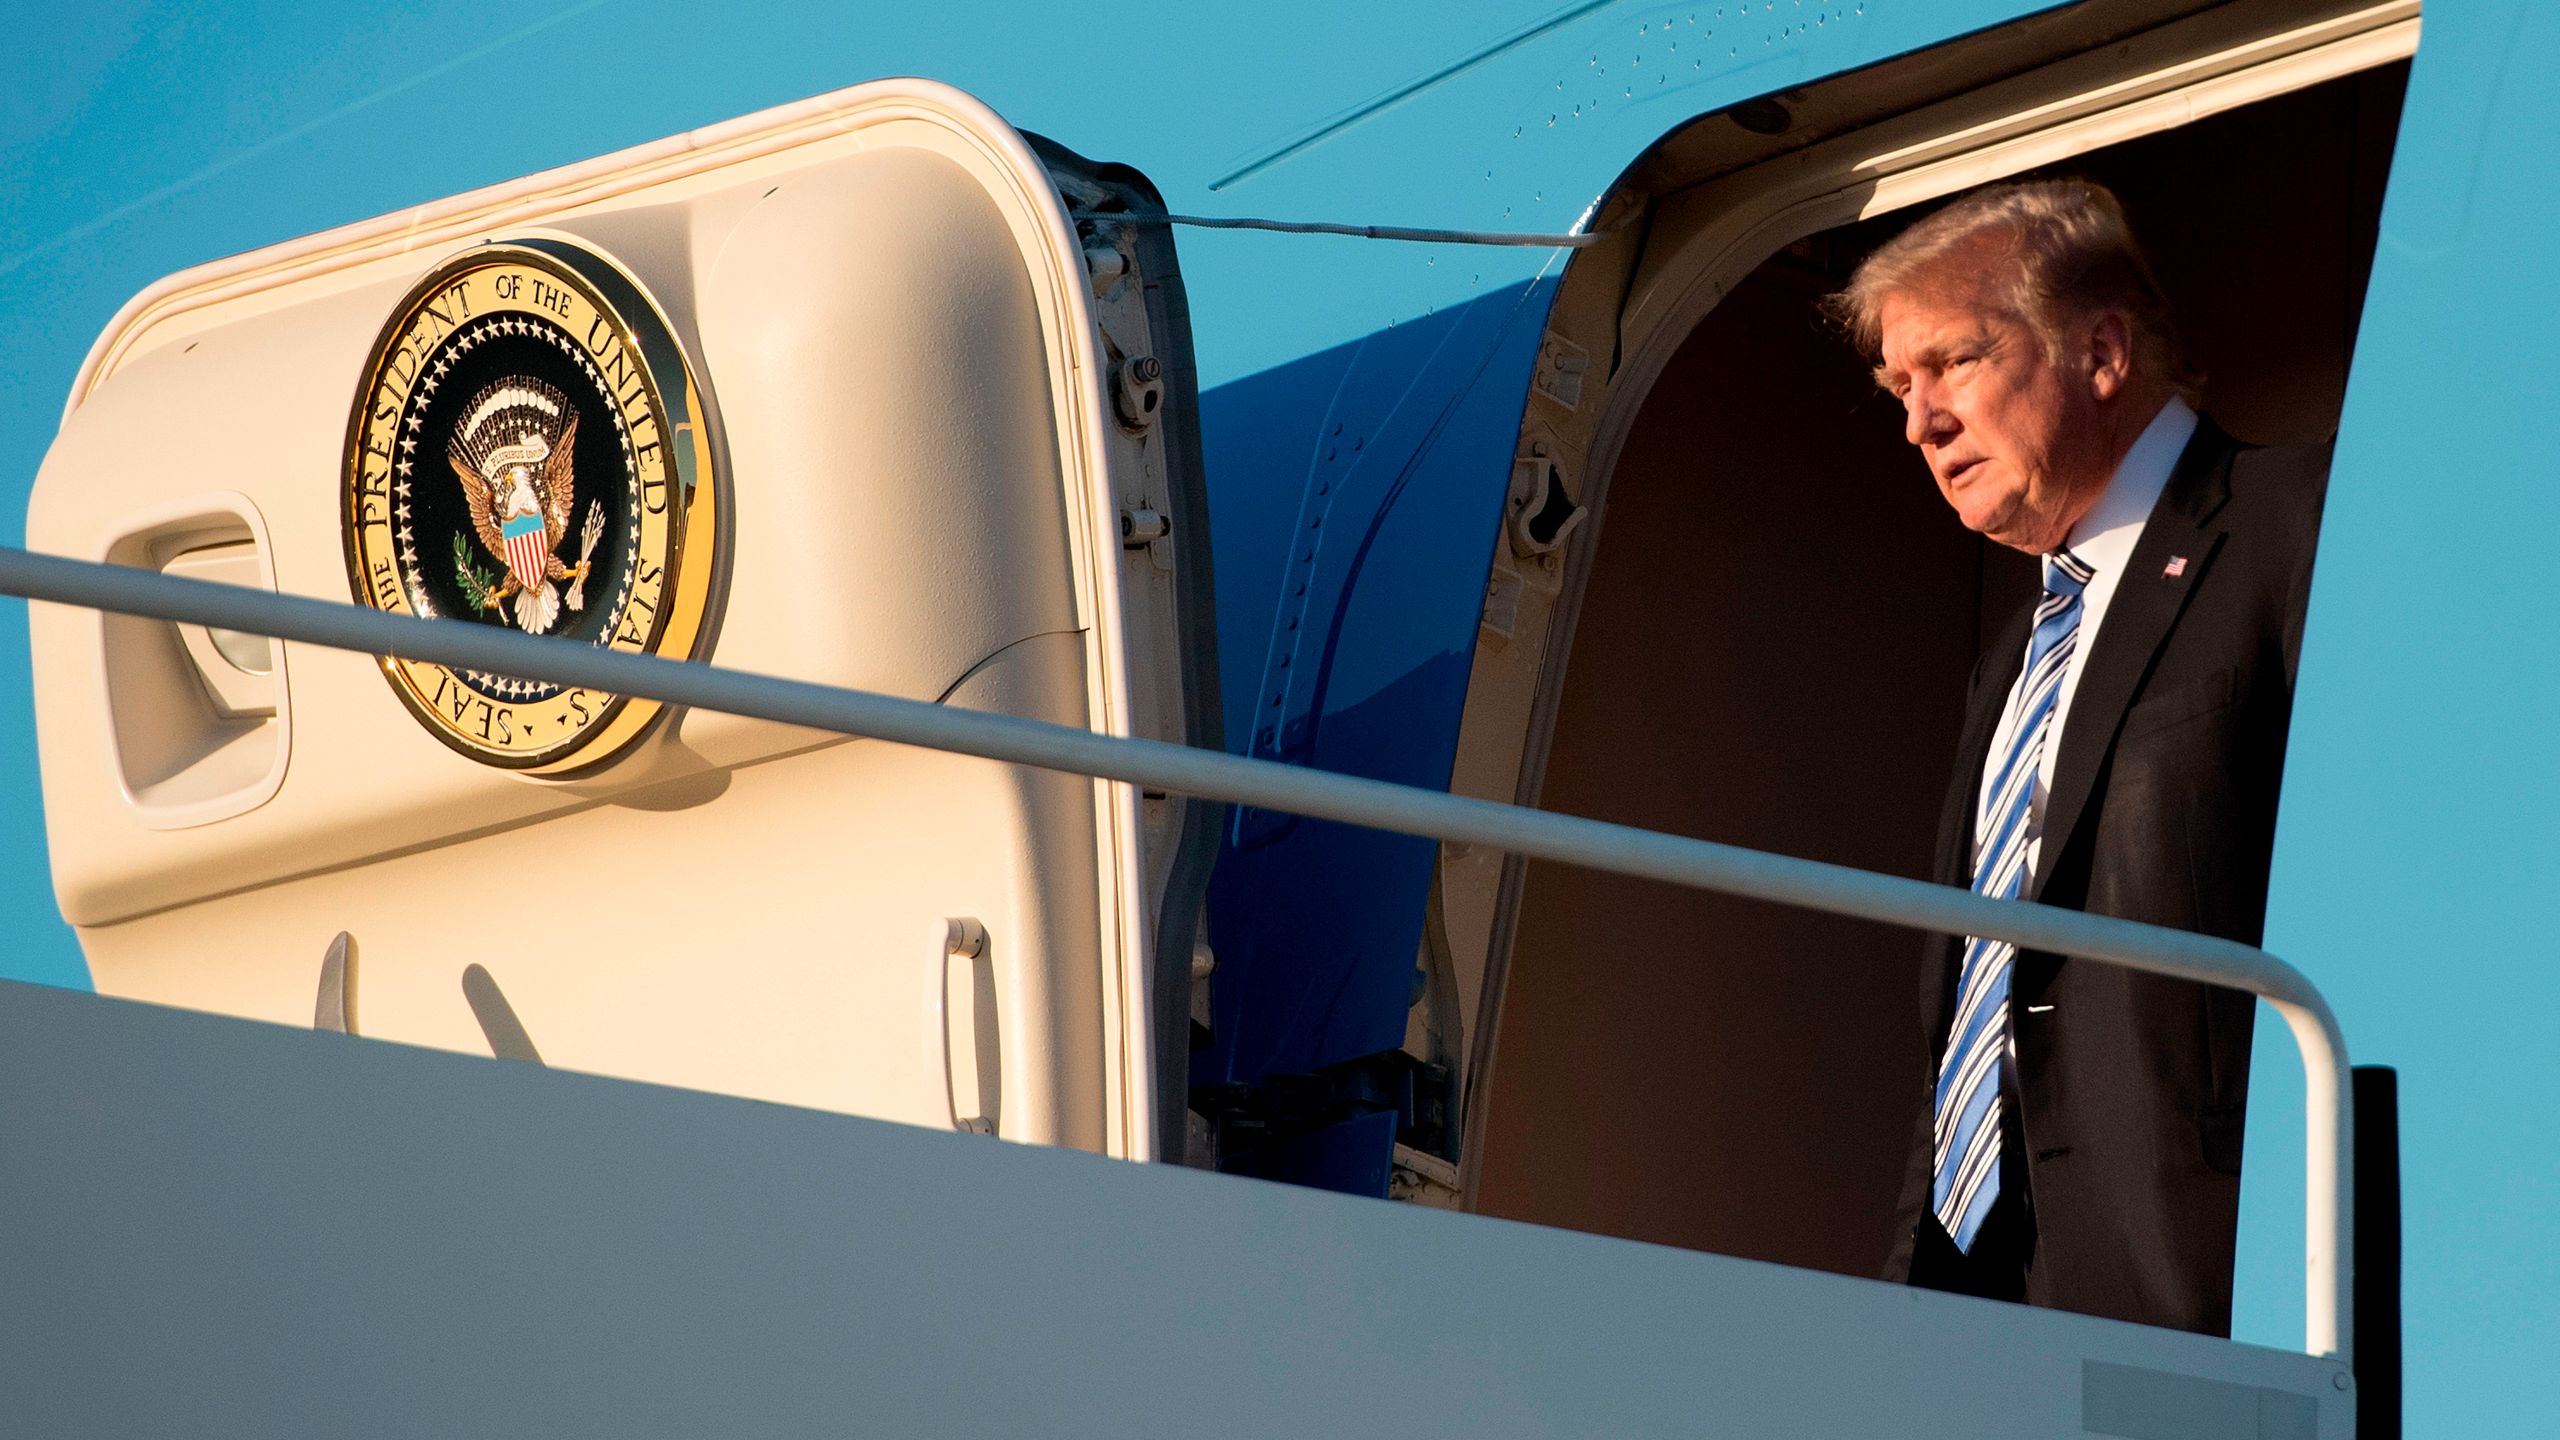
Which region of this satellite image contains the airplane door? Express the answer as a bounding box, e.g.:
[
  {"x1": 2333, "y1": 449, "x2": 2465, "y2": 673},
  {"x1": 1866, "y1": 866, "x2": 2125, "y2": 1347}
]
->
[{"x1": 25, "y1": 80, "x2": 1218, "y2": 1161}]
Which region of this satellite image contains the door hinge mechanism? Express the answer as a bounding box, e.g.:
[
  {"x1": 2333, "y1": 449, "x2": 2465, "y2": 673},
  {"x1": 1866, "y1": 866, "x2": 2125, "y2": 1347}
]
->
[
  {"x1": 1120, "y1": 507, "x2": 1169, "y2": 548},
  {"x1": 1114, "y1": 354, "x2": 1165, "y2": 432}
]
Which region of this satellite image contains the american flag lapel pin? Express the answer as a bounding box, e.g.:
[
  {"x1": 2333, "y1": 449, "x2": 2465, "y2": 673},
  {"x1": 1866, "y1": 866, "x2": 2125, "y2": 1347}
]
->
[{"x1": 2163, "y1": 555, "x2": 2188, "y2": 579}]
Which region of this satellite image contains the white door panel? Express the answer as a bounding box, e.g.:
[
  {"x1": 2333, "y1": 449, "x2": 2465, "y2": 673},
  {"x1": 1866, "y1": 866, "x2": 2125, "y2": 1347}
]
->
[{"x1": 28, "y1": 81, "x2": 1206, "y2": 1159}]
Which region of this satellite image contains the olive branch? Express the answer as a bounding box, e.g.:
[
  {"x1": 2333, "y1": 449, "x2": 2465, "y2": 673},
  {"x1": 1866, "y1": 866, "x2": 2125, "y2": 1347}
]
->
[{"x1": 452, "y1": 533, "x2": 500, "y2": 612}]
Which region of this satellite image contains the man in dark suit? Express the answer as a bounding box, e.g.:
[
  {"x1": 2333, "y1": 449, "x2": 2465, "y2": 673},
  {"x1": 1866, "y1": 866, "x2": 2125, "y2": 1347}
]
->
[{"x1": 1831, "y1": 179, "x2": 2327, "y2": 1335}]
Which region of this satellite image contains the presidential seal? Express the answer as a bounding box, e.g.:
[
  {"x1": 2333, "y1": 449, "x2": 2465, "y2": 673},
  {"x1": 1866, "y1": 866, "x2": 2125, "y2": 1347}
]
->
[{"x1": 342, "y1": 240, "x2": 718, "y2": 771}]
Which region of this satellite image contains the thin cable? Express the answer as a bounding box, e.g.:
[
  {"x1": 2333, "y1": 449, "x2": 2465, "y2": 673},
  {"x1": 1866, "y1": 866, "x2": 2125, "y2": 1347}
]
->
[
  {"x1": 1071, "y1": 211, "x2": 1600, "y2": 248},
  {"x1": 1206, "y1": 0, "x2": 1622, "y2": 190}
]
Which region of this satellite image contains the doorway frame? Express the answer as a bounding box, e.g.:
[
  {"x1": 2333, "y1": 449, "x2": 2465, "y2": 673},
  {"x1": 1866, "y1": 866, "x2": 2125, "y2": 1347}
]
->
[{"x1": 1442, "y1": 0, "x2": 2422, "y2": 1201}]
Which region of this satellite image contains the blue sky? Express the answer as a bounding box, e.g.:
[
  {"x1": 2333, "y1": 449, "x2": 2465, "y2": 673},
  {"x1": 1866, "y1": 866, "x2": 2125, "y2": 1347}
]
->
[{"x1": 4, "y1": 3, "x2": 2549, "y2": 1433}]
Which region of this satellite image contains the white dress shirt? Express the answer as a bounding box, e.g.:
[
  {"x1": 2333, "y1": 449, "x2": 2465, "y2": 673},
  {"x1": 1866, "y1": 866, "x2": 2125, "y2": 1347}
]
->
[{"x1": 1975, "y1": 396, "x2": 2198, "y2": 884}]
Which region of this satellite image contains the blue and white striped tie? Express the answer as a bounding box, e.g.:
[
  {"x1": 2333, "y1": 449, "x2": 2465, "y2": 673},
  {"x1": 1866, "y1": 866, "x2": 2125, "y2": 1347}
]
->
[{"x1": 1933, "y1": 548, "x2": 2093, "y2": 1253}]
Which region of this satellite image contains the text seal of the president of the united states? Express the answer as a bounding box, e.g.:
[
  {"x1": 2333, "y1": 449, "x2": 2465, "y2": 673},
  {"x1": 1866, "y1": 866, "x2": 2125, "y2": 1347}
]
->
[{"x1": 342, "y1": 240, "x2": 718, "y2": 772}]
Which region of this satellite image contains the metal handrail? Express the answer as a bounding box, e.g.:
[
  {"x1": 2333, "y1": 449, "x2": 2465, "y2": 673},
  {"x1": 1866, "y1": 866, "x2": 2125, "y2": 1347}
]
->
[{"x1": 0, "y1": 544, "x2": 2353, "y2": 1364}]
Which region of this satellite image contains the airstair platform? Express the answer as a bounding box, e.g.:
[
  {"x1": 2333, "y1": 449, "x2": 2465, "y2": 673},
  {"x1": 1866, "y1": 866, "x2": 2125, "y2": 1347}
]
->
[{"x1": 0, "y1": 980, "x2": 2349, "y2": 1438}]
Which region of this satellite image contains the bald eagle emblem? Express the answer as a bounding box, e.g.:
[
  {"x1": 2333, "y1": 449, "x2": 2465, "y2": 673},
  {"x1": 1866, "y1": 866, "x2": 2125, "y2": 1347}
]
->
[{"x1": 446, "y1": 377, "x2": 607, "y2": 633}]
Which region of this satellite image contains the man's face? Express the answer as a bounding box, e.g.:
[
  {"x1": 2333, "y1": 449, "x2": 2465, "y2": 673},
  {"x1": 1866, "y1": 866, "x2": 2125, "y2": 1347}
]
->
[{"x1": 1874, "y1": 271, "x2": 2114, "y2": 554}]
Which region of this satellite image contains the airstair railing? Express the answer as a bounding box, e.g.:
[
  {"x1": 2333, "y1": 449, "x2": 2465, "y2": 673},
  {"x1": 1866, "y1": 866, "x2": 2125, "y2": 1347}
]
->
[{"x1": 0, "y1": 544, "x2": 2354, "y2": 1364}]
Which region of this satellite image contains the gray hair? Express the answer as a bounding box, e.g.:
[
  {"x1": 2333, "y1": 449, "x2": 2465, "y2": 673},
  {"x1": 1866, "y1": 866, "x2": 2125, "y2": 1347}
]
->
[{"x1": 1829, "y1": 178, "x2": 2201, "y2": 400}]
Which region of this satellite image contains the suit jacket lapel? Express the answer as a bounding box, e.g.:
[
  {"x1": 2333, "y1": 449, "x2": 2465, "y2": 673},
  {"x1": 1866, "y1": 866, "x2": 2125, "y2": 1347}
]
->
[{"x1": 2027, "y1": 420, "x2": 2238, "y2": 905}]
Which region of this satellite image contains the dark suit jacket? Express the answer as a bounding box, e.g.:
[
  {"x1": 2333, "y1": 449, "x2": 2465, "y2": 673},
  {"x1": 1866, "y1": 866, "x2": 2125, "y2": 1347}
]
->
[{"x1": 1882, "y1": 418, "x2": 2330, "y2": 1336}]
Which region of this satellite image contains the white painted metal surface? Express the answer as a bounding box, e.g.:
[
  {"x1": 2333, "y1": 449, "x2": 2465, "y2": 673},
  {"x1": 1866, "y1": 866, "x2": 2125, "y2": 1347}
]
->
[
  {"x1": 21, "y1": 80, "x2": 1193, "y2": 1163},
  {"x1": 0, "y1": 979, "x2": 2352, "y2": 1438}
]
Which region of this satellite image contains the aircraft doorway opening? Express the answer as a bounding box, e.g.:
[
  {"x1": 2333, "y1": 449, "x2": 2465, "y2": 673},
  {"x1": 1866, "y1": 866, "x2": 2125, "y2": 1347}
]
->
[{"x1": 1445, "y1": 40, "x2": 2408, "y2": 1278}]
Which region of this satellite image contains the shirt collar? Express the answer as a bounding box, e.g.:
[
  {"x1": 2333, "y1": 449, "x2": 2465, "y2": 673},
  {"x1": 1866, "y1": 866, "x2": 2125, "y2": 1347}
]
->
[{"x1": 2064, "y1": 394, "x2": 2196, "y2": 575}]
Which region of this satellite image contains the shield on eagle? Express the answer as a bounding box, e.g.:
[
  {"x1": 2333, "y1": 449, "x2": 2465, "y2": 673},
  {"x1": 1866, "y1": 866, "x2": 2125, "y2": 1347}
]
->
[
  {"x1": 445, "y1": 378, "x2": 602, "y2": 635},
  {"x1": 501, "y1": 512, "x2": 550, "y2": 593}
]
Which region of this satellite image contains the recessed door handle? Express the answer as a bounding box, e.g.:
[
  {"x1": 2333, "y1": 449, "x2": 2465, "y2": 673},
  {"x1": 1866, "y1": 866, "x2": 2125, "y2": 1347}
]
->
[{"x1": 939, "y1": 918, "x2": 998, "y2": 1135}]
